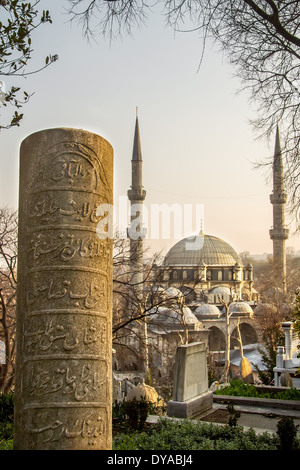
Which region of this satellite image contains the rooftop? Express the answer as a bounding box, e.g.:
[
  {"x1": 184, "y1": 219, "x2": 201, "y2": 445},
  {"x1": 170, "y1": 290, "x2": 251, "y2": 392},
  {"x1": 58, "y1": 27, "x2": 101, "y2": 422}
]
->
[{"x1": 164, "y1": 233, "x2": 241, "y2": 267}]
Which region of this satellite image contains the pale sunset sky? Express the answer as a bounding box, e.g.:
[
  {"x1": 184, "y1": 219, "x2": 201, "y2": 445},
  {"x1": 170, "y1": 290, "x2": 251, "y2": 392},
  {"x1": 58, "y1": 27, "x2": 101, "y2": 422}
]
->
[{"x1": 0, "y1": 0, "x2": 299, "y2": 257}]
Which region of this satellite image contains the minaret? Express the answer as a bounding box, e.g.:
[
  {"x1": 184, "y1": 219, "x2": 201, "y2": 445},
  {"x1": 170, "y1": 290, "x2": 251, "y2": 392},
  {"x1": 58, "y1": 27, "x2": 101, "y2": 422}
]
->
[
  {"x1": 127, "y1": 108, "x2": 147, "y2": 281},
  {"x1": 269, "y1": 125, "x2": 289, "y2": 292}
]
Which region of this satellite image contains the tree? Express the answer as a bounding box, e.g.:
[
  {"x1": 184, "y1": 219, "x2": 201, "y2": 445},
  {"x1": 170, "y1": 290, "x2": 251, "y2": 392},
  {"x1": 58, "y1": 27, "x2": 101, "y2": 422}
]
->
[
  {"x1": 292, "y1": 289, "x2": 300, "y2": 340},
  {"x1": 112, "y1": 236, "x2": 195, "y2": 379},
  {"x1": 252, "y1": 251, "x2": 300, "y2": 303},
  {"x1": 254, "y1": 302, "x2": 287, "y2": 383},
  {"x1": 0, "y1": 0, "x2": 58, "y2": 130},
  {"x1": 0, "y1": 214, "x2": 193, "y2": 390},
  {"x1": 0, "y1": 207, "x2": 17, "y2": 393},
  {"x1": 217, "y1": 296, "x2": 235, "y2": 383},
  {"x1": 67, "y1": 0, "x2": 300, "y2": 218}
]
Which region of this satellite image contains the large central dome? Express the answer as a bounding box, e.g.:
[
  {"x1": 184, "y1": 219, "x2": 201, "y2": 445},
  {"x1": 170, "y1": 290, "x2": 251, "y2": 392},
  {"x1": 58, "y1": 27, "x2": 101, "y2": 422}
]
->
[{"x1": 164, "y1": 233, "x2": 241, "y2": 267}]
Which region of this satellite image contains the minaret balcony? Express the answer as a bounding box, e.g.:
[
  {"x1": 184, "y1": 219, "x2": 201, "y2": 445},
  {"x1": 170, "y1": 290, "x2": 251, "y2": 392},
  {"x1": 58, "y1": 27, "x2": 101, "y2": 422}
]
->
[
  {"x1": 127, "y1": 188, "x2": 146, "y2": 201},
  {"x1": 270, "y1": 193, "x2": 287, "y2": 204},
  {"x1": 269, "y1": 227, "x2": 289, "y2": 240}
]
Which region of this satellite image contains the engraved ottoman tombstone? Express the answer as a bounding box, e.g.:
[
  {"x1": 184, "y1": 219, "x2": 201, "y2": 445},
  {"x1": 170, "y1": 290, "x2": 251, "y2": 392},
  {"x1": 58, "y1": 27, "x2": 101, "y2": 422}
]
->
[
  {"x1": 14, "y1": 128, "x2": 113, "y2": 450},
  {"x1": 167, "y1": 342, "x2": 213, "y2": 419}
]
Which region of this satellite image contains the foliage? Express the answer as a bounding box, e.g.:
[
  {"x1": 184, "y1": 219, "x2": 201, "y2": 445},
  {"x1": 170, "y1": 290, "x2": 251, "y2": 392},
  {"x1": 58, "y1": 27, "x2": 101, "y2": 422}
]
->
[
  {"x1": 226, "y1": 403, "x2": 240, "y2": 427},
  {"x1": 276, "y1": 417, "x2": 299, "y2": 451},
  {"x1": 123, "y1": 397, "x2": 149, "y2": 430},
  {"x1": 0, "y1": 392, "x2": 14, "y2": 450},
  {"x1": 0, "y1": 0, "x2": 58, "y2": 129},
  {"x1": 0, "y1": 393, "x2": 298, "y2": 450},
  {"x1": 214, "y1": 379, "x2": 300, "y2": 400},
  {"x1": 292, "y1": 290, "x2": 300, "y2": 340},
  {"x1": 113, "y1": 396, "x2": 165, "y2": 434},
  {"x1": 113, "y1": 417, "x2": 279, "y2": 450},
  {"x1": 255, "y1": 343, "x2": 280, "y2": 385},
  {"x1": 0, "y1": 392, "x2": 14, "y2": 423},
  {"x1": 253, "y1": 302, "x2": 287, "y2": 385}
]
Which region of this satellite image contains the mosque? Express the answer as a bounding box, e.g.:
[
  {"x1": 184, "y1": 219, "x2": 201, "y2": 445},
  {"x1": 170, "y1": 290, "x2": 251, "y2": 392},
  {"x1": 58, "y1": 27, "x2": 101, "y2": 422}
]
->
[{"x1": 114, "y1": 110, "x2": 289, "y2": 388}]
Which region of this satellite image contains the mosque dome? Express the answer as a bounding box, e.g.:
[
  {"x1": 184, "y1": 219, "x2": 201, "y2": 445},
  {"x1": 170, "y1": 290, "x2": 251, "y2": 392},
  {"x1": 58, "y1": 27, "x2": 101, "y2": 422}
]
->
[
  {"x1": 164, "y1": 233, "x2": 241, "y2": 267},
  {"x1": 150, "y1": 306, "x2": 198, "y2": 325},
  {"x1": 210, "y1": 286, "x2": 231, "y2": 295},
  {"x1": 228, "y1": 302, "x2": 253, "y2": 316},
  {"x1": 194, "y1": 304, "x2": 222, "y2": 318},
  {"x1": 162, "y1": 287, "x2": 184, "y2": 299}
]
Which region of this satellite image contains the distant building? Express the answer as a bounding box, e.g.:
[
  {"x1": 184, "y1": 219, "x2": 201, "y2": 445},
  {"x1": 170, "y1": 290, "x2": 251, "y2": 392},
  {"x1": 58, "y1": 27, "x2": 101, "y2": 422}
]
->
[
  {"x1": 116, "y1": 110, "x2": 265, "y2": 388},
  {"x1": 158, "y1": 231, "x2": 255, "y2": 302}
]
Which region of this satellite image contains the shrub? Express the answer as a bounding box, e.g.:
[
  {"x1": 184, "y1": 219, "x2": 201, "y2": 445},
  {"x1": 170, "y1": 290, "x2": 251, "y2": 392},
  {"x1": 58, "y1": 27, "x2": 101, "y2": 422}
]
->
[
  {"x1": 0, "y1": 392, "x2": 14, "y2": 423},
  {"x1": 276, "y1": 417, "x2": 299, "y2": 450},
  {"x1": 123, "y1": 397, "x2": 149, "y2": 430},
  {"x1": 0, "y1": 392, "x2": 14, "y2": 449},
  {"x1": 214, "y1": 379, "x2": 300, "y2": 400},
  {"x1": 113, "y1": 417, "x2": 279, "y2": 450}
]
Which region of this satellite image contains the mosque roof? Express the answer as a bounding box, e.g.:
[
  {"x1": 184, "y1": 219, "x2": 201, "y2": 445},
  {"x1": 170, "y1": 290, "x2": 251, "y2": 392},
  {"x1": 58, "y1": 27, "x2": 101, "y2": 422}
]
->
[
  {"x1": 228, "y1": 301, "x2": 254, "y2": 316},
  {"x1": 149, "y1": 306, "x2": 199, "y2": 325},
  {"x1": 194, "y1": 304, "x2": 222, "y2": 318},
  {"x1": 210, "y1": 286, "x2": 231, "y2": 295},
  {"x1": 164, "y1": 233, "x2": 241, "y2": 267}
]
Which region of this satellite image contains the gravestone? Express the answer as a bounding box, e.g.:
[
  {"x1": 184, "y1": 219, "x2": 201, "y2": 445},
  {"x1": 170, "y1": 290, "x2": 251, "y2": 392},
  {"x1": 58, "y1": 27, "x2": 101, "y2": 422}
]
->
[
  {"x1": 240, "y1": 357, "x2": 254, "y2": 384},
  {"x1": 167, "y1": 342, "x2": 213, "y2": 419},
  {"x1": 13, "y1": 128, "x2": 113, "y2": 450}
]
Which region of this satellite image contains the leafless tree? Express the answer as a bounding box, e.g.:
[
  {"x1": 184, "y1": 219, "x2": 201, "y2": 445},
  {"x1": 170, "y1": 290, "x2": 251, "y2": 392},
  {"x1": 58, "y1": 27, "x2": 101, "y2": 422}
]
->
[
  {"x1": 67, "y1": 0, "x2": 300, "y2": 219},
  {"x1": 253, "y1": 251, "x2": 300, "y2": 304},
  {"x1": 0, "y1": 207, "x2": 17, "y2": 392},
  {"x1": 112, "y1": 236, "x2": 196, "y2": 377},
  {"x1": 218, "y1": 296, "x2": 232, "y2": 383}
]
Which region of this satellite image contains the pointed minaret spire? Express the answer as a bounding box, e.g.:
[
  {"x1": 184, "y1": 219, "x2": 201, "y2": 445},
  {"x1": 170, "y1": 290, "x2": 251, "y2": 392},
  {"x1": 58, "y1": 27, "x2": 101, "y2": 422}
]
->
[
  {"x1": 127, "y1": 108, "x2": 147, "y2": 272},
  {"x1": 269, "y1": 125, "x2": 289, "y2": 292},
  {"x1": 273, "y1": 124, "x2": 284, "y2": 194},
  {"x1": 132, "y1": 107, "x2": 143, "y2": 163}
]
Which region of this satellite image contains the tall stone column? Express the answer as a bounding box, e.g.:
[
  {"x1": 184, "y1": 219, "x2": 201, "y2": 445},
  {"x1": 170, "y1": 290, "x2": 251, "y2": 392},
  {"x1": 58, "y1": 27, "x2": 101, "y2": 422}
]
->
[{"x1": 14, "y1": 128, "x2": 113, "y2": 450}]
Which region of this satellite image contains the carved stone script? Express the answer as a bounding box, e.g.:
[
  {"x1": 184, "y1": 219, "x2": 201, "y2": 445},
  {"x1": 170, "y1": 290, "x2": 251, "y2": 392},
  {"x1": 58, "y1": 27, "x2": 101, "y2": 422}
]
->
[{"x1": 14, "y1": 128, "x2": 113, "y2": 450}]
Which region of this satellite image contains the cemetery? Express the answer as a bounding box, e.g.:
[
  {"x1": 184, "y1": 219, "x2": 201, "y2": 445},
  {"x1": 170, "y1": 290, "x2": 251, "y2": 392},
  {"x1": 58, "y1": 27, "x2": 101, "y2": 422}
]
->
[{"x1": 0, "y1": 125, "x2": 299, "y2": 452}]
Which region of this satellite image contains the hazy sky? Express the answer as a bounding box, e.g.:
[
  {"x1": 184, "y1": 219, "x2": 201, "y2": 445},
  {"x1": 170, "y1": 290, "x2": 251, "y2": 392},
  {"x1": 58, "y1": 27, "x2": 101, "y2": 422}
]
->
[{"x1": 1, "y1": 0, "x2": 299, "y2": 257}]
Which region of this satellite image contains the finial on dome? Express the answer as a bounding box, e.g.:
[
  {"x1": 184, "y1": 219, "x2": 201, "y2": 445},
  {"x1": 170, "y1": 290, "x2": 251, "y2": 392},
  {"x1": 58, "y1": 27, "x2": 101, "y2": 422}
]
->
[
  {"x1": 199, "y1": 219, "x2": 204, "y2": 235},
  {"x1": 136, "y1": 106, "x2": 138, "y2": 117}
]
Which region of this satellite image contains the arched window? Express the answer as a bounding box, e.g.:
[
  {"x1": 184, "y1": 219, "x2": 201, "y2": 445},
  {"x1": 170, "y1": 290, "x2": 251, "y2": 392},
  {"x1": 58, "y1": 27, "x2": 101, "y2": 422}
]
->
[
  {"x1": 218, "y1": 270, "x2": 223, "y2": 281},
  {"x1": 183, "y1": 270, "x2": 188, "y2": 280},
  {"x1": 207, "y1": 270, "x2": 211, "y2": 280}
]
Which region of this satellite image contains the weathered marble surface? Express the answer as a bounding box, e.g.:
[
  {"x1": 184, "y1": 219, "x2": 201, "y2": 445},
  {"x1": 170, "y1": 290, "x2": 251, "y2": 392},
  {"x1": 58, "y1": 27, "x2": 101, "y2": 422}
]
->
[{"x1": 14, "y1": 128, "x2": 113, "y2": 450}]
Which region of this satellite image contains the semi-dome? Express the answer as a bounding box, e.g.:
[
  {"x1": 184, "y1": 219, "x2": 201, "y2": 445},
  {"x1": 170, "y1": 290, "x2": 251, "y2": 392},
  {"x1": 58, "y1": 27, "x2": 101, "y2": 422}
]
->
[
  {"x1": 150, "y1": 306, "x2": 198, "y2": 325},
  {"x1": 228, "y1": 301, "x2": 253, "y2": 316},
  {"x1": 210, "y1": 286, "x2": 231, "y2": 295},
  {"x1": 194, "y1": 304, "x2": 222, "y2": 318},
  {"x1": 164, "y1": 233, "x2": 241, "y2": 267},
  {"x1": 163, "y1": 287, "x2": 184, "y2": 299}
]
